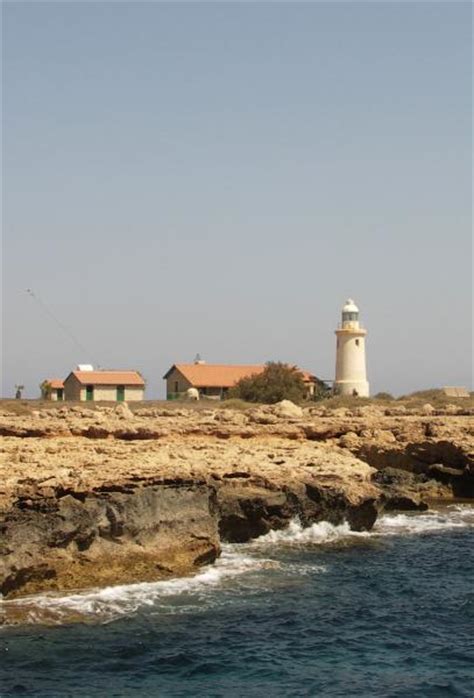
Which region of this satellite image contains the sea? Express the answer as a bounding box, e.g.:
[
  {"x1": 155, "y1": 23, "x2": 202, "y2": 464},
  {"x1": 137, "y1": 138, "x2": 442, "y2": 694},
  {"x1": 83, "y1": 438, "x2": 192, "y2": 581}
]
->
[{"x1": 1, "y1": 505, "x2": 473, "y2": 698}]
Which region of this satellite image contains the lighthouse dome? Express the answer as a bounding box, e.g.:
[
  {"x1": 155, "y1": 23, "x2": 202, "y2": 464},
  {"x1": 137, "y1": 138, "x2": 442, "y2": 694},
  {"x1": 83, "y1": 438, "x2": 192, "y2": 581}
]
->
[{"x1": 342, "y1": 298, "x2": 359, "y2": 313}]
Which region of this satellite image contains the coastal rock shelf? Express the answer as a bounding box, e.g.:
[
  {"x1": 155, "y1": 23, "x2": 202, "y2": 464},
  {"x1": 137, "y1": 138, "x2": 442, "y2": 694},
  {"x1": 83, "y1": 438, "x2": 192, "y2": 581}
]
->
[{"x1": 1, "y1": 401, "x2": 473, "y2": 601}]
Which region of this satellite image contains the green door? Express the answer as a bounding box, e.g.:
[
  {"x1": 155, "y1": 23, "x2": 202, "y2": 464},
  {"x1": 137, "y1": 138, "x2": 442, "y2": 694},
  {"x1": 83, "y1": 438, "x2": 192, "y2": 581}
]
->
[
  {"x1": 117, "y1": 385, "x2": 125, "y2": 402},
  {"x1": 86, "y1": 385, "x2": 94, "y2": 401}
]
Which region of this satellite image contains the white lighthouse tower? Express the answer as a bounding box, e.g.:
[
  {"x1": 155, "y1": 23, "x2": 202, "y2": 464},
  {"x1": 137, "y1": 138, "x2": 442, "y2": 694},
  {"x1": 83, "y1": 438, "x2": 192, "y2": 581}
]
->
[{"x1": 334, "y1": 298, "x2": 369, "y2": 397}]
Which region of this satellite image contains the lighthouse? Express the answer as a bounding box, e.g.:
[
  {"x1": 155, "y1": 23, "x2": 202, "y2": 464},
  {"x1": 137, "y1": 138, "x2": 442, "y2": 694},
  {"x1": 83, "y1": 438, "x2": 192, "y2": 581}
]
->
[{"x1": 334, "y1": 298, "x2": 369, "y2": 397}]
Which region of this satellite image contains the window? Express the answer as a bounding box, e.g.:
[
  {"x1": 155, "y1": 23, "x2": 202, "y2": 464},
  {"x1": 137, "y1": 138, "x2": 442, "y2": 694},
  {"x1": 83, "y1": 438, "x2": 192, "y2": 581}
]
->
[
  {"x1": 174, "y1": 381, "x2": 179, "y2": 393},
  {"x1": 355, "y1": 339, "x2": 360, "y2": 347}
]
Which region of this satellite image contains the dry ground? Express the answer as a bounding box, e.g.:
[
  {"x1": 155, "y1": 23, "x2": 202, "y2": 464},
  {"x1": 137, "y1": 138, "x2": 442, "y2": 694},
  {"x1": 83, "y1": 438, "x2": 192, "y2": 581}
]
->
[{"x1": 1, "y1": 388, "x2": 473, "y2": 416}]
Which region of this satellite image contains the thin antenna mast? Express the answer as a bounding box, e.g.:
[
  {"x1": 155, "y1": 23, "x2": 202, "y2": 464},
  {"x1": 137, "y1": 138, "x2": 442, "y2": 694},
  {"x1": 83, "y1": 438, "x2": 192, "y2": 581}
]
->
[{"x1": 26, "y1": 288, "x2": 96, "y2": 363}]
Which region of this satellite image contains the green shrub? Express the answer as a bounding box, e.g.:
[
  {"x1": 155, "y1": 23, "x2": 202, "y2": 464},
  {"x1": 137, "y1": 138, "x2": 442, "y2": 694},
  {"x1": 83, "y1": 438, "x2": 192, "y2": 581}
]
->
[
  {"x1": 373, "y1": 392, "x2": 394, "y2": 401},
  {"x1": 228, "y1": 362, "x2": 307, "y2": 404},
  {"x1": 312, "y1": 380, "x2": 333, "y2": 401}
]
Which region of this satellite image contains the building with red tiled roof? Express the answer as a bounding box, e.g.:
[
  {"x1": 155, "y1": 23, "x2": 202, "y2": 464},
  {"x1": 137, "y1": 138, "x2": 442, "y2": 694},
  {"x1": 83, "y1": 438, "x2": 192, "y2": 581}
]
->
[
  {"x1": 163, "y1": 362, "x2": 319, "y2": 400},
  {"x1": 40, "y1": 378, "x2": 65, "y2": 401},
  {"x1": 64, "y1": 370, "x2": 145, "y2": 402}
]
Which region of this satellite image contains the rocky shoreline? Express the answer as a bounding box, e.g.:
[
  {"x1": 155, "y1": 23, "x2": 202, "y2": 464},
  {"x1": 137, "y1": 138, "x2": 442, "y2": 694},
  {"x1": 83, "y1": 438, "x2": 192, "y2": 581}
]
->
[{"x1": 1, "y1": 400, "x2": 473, "y2": 605}]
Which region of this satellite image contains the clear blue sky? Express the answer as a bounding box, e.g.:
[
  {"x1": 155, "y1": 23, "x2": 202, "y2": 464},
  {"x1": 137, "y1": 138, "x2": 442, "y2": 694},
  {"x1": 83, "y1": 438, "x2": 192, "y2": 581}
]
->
[{"x1": 2, "y1": 1, "x2": 472, "y2": 398}]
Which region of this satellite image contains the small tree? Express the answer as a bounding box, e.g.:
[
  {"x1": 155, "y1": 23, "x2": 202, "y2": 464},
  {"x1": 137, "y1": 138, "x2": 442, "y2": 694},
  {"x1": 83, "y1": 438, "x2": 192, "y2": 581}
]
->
[
  {"x1": 40, "y1": 380, "x2": 52, "y2": 400},
  {"x1": 228, "y1": 362, "x2": 307, "y2": 404},
  {"x1": 312, "y1": 379, "x2": 332, "y2": 401}
]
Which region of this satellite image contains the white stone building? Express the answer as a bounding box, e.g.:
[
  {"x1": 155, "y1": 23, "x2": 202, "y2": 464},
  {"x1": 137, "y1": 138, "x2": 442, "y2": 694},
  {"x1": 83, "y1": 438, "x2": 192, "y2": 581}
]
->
[{"x1": 63, "y1": 370, "x2": 145, "y2": 402}]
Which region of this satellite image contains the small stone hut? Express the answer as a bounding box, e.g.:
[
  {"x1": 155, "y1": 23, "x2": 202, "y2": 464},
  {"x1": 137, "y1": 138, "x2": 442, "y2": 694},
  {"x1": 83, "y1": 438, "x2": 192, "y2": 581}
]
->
[{"x1": 63, "y1": 370, "x2": 145, "y2": 402}]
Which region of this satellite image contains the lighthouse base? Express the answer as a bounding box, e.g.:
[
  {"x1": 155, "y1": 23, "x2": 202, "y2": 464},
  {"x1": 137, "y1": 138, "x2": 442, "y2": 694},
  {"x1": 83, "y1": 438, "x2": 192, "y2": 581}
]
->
[{"x1": 334, "y1": 380, "x2": 370, "y2": 398}]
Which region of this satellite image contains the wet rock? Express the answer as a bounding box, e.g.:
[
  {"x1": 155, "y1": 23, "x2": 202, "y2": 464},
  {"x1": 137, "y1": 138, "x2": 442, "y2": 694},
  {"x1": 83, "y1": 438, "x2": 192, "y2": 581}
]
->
[
  {"x1": 217, "y1": 486, "x2": 291, "y2": 542},
  {"x1": 1, "y1": 484, "x2": 220, "y2": 599},
  {"x1": 346, "y1": 498, "x2": 379, "y2": 530},
  {"x1": 382, "y1": 494, "x2": 428, "y2": 512},
  {"x1": 372, "y1": 468, "x2": 429, "y2": 511},
  {"x1": 428, "y1": 464, "x2": 474, "y2": 498}
]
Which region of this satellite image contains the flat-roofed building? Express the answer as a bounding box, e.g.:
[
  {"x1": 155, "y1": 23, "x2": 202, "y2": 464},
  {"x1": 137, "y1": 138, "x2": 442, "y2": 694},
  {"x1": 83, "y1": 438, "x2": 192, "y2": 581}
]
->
[
  {"x1": 163, "y1": 362, "x2": 319, "y2": 400},
  {"x1": 63, "y1": 370, "x2": 145, "y2": 402}
]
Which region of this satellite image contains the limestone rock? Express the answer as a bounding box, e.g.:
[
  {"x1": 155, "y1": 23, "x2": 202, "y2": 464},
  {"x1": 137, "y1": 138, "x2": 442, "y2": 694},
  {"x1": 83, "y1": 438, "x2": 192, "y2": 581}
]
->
[
  {"x1": 372, "y1": 467, "x2": 429, "y2": 511},
  {"x1": 248, "y1": 409, "x2": 279, "y2": 425},
  {"x1": 114, "y1": 402, "x2": 134, "y2": 419},
  {"x1": 339, "y1": 432, "x2": 360, "y2": 449},
  {"x1": 1, "y1": 397, "x2": 473, "y2": 607},
  {"x1": 272, "y1": 400, "x2": 304, "y2": 419}
]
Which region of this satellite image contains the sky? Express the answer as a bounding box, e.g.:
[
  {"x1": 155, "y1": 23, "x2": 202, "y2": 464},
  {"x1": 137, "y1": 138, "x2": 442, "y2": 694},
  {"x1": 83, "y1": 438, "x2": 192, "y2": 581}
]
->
[{"x1": 2, "y1": 1, "x2": 472, "y2": 399}]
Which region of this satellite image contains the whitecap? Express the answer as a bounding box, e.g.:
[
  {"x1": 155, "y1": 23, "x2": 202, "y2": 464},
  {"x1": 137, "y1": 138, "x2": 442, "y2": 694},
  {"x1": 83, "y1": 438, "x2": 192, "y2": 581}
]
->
[
  {"x1": 242, "y1": 505, "x2": 474, "y2": 548},
  {"x1": 1, "y1": 549, "x2": 275, "y2": 626},
  {"x1": 374, "y1": 505, "x2": 474, "y2": 536},
  {"x1": 2, "y1": 506, "x2": 473, "y2": 627},
  {"x1": 244, "y1": 519, "x2": 369, "y2": 548}
]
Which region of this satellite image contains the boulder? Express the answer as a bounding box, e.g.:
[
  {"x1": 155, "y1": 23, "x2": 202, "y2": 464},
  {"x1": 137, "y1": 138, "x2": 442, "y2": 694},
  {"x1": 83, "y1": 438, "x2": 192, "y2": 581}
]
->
[
  {"x1": 421, "y1": 403, "x2": 435, "y2": 416},
  {"x1": 372, "y1": 468, "x2": 428, "y2": 511},
  {"x1": 272, "y1": 400, "x2": 304, "y2": 419},
  {"x1": 339, "y1": 432, "x2": 360, "y2": 449},
  {"x1": 114, "y1": 402, "x2": 134, "y2": 419}
]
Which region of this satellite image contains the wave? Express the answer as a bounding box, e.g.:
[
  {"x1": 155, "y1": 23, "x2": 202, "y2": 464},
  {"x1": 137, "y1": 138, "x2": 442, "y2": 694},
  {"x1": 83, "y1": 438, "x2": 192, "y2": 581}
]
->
[
  {"x1": 245, "y1": 505, "x2": 474, "y2": 549},
  {"x1": 374, "y1": 505, "x2": 474, "y2": 536},
  {"x1": 245, "y1": 519, "x2": 369, "y2": 548},
  {"x1": 2, "y1": 505, "x2": 472, "y2": 627},
  {"x1": 1, "y1": 549, "x2": 275, "y2": 626},
  {"x1": 241, "y1": 505, "x2": 474, "y2": 550}
]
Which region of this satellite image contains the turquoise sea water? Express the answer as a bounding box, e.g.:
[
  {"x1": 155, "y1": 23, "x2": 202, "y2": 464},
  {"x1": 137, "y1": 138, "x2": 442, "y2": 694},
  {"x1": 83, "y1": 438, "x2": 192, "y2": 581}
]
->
[{"x1": 2, "y1": 506, "x2": 474, "y2": 697}]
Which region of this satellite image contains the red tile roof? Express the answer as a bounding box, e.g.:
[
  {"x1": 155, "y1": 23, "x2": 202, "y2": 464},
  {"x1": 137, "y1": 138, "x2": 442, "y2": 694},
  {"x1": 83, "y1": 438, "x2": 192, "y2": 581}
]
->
[
  {"x1": 47, "y1": 379, "x2": 64, "y2": 389},
  {"x1": 300, "y1": 370, "x2": 317, "y2": 383},
  {"x1": 69, "y1": 371, "x2": 145, "y2": 386},
  {"x1": 164, "y1": 364, "x2": 316, "y2": 388}
]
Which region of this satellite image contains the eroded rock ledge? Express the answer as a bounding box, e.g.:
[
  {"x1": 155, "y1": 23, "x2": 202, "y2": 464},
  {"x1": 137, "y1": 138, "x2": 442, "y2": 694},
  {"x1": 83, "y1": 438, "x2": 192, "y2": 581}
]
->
[{"x1": 1, "y1": 401, "x2": 472, "y2": 600}]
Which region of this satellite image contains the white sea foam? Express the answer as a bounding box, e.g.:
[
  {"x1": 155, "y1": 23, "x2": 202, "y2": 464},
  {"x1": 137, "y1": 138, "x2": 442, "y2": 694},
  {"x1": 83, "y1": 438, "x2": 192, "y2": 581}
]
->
[
  {"x1": 245, "y1": 519, "x2": 369, "y2": 548},
  {"x1": 1, "y1": 549, "x2": 275, "y2": 626},
  {"x1": 374, "y1": 505, "x2": 474, "y2": 536},
  {"x1": 244, "y1": 505, "x2": 474, "y2": 548},
  {"x1": 2, "y1": 505, "x2": 472, "y2": 627}
]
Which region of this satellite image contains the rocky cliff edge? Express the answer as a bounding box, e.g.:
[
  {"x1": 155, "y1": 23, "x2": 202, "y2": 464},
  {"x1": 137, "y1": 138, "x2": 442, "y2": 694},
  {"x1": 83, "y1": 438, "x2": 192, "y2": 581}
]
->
[{"x1": 1, "y1": 400, "x2": 472, "y2": 602}]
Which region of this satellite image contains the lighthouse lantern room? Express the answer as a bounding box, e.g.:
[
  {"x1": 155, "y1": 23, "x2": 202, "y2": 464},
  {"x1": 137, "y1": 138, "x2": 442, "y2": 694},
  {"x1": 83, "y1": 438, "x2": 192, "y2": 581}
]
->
[{"x1": 334, "y1": 298, "x2": 369, "y2": 397}]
